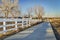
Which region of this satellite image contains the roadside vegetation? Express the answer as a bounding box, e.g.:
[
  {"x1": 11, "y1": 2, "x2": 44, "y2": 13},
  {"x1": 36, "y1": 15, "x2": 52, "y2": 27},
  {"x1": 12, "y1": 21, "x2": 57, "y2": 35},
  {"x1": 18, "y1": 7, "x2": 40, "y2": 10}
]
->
[{"x1": 50, "y1": 18, "x2": 60, "y2": 40}]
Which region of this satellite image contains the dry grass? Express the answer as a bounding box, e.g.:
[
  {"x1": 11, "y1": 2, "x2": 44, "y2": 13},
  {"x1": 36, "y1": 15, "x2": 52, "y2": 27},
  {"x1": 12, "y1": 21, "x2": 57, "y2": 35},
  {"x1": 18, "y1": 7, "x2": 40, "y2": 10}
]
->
[
  {"x1": 6, "y1": 22, "x2": 15, "y2": 25},
  {"x1": 50, "y1": 19, "x2": 60, "y2": 40}
]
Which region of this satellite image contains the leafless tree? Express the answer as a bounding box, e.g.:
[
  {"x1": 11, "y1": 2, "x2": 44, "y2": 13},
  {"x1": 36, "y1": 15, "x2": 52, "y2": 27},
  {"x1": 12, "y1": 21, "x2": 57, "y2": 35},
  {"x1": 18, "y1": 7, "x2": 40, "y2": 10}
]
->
[
  {"x1": 27, "y1": 5, "x2": 44, "y2": 20},
  {"x1": 33, "y1": 6, "x2": 44, "y2": 20},
  {"x1": 0, "y1": 0, "x2": 20, "y2": 18},
  {"x1": 27, "y1": 8, "x2": 33, "y2": 18}
]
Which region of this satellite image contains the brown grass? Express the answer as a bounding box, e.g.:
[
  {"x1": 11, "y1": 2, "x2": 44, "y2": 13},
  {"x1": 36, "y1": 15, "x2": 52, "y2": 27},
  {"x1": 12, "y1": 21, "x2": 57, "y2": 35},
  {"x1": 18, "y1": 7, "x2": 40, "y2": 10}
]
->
[{"x1": 50, "y1": 19, "x2": 60, "y2": 40}]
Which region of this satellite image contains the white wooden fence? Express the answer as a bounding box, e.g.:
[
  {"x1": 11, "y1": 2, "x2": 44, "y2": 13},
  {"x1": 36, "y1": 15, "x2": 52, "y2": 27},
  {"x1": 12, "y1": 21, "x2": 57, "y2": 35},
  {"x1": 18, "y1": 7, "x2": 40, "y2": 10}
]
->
[
  {"x1": 0, "y1": 18, "x2": 31, "y2": 34},
  {"x1": 0, "y1": 18, "x2": 41, "y2": 34}
]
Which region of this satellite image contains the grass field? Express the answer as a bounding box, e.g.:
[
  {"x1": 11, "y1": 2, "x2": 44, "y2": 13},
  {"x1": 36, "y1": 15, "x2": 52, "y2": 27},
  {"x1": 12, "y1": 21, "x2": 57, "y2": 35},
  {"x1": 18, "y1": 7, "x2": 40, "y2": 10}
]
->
[{"x1": 50, "y1": 18, "x2": 60, "y2": 40}]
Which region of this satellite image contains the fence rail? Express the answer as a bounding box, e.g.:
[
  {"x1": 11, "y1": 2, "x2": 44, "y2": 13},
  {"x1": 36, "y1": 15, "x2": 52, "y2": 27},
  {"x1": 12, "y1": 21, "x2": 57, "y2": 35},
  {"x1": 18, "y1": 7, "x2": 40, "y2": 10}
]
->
[
  {"x1": 0, "y1": 18, "x2": 29, "y2": 34},
  {"x1": 0, "y1": 18, "x2": 41, "y2": 34}
]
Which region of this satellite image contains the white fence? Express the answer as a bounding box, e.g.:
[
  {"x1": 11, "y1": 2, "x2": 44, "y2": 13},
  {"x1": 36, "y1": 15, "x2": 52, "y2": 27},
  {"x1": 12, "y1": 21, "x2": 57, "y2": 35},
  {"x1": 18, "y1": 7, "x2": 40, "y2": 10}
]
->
[
  {"x1": 0, "y1": 18, "x2": 41, "y2": 34},
  {"x1": 0, "y1": 18, "x2": 31, "y2": 34}
]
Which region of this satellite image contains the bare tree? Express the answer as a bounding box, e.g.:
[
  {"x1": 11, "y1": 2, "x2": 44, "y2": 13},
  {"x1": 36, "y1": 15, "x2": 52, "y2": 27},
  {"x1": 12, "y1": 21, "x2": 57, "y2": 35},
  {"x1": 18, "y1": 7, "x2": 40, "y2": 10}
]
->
[
  {"x1": 27, "y1": 5, "x2": 44, "y2": 20},
  {"x1": 27, "y1": 8, "x2": 33, "y2": 18},
  {"x1": 33, "y1": 6, "x2": 44, "y2": 20},
  {"x1": 0, "y1": 0, "x2": 20, "y2": 18}
]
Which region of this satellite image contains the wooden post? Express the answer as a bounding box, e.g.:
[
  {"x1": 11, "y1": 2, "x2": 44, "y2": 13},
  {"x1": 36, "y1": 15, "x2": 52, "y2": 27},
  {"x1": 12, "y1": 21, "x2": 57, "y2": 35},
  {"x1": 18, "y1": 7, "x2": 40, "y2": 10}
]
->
[
  {"x1": 29, "y1": 18, "x2": 31, "y2": 26},
  {"x1": 3, "y1": 21, "x2": 6, "y2": 34},
  {"x1": 26, "y1": 20, "x2": 28, "y2": 27},
  {"x1": 15, "y1": 21, "x2": 18, "y2": 30},
  {"x1": 22, "y1": 18, "x2": 24, "y2": 28}
]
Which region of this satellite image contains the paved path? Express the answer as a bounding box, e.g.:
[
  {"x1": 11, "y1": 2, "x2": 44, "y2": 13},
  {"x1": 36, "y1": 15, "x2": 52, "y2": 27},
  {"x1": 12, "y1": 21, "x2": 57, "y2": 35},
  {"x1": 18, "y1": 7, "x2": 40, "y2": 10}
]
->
[{"x1": 4, "y1": 22, "x2": 56, "y2": 40}]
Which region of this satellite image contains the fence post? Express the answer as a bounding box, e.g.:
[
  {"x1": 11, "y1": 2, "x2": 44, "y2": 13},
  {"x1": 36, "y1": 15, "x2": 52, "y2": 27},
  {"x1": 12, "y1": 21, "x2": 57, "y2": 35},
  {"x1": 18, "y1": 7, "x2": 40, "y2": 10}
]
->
[
  {"x1": 29, "y1": 18, "x2": 31, "y2": 26},
  {"x1": 15, "y1": 21, "x2": 18, "y2": 30},
  {"x1": 26, "y1": 20, "x2": 28, "y2": 27},
  {"x1": 3, "y1": 21, "x2": 6, "y2": 34},
  {"x1": 22, "y1": 18, "x2": 24, "y2": 28}
]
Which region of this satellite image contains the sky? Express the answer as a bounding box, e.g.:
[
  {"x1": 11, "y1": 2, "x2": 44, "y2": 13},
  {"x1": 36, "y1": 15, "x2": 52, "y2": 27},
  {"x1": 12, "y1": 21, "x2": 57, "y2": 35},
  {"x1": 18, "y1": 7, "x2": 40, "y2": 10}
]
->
[
  {"x1": 19, "y1": 0, "x2": 60, "y2": 17},
  {"x1": 0, "y1": 0, "x2": 60, "y2": 17}
]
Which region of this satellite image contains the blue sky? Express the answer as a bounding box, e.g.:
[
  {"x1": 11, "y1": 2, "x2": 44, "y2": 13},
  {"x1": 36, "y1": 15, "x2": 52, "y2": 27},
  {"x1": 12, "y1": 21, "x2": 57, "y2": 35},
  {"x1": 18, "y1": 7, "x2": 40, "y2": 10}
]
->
[
  {"x1": 0, "y1": 0, "x2": 60, "y2": 17},
  {"x1": 18, "y1": 0, "x2": 60, "y2": 17}
]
